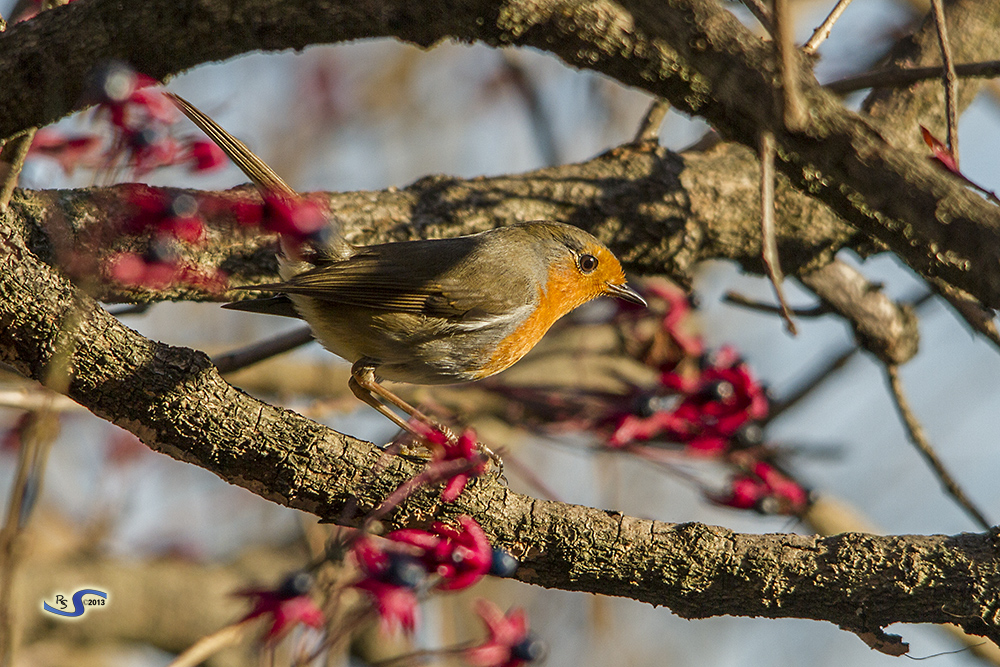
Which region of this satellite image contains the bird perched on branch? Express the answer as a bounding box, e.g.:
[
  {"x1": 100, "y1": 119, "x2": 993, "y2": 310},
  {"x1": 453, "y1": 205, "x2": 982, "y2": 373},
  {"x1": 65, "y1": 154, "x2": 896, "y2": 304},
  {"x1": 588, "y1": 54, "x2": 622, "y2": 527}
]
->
[{"x1": 167, "y1": 93, "x2": 645, "y2": 434}]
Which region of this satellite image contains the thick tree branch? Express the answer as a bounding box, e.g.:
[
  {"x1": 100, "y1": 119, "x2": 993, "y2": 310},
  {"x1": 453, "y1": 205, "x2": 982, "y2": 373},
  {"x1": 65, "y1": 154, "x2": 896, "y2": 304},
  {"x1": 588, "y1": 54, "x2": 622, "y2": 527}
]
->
[
  {"x1": 2, "y1": 205, "x2": 1000, "y2": 644},
  {"x1": 10, "y1": 142, "x2": 858, "y2": 303},
  {"x1": 2, "y1": 0, "x2": 1000, "y2": 307}
]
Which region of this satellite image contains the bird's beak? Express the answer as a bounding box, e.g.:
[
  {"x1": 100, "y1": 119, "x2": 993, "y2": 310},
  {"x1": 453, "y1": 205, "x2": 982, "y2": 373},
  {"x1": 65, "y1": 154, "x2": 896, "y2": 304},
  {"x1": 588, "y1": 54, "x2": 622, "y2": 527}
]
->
[{"x1": 605, "y1": 282, "x2": 647, "y2": 307}]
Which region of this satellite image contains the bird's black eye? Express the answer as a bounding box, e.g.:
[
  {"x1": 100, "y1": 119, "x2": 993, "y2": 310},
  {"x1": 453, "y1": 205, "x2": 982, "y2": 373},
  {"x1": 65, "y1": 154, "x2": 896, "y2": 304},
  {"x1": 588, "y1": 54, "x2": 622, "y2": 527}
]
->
[{"x1": 578, "y1": 253, "x2": 599, "y2": 274}]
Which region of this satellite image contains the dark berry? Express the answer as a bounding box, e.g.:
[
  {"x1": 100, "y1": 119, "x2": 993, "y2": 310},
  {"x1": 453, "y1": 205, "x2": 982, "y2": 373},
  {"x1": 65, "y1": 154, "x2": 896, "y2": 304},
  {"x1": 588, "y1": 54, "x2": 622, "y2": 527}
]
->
[
  {"x1": 489, "y1": 549, "x2": 519, "y2": 577},
  {"x1": 512, "y1": 635, "x2": 547, "y2": 662},
  {"x1": 276, "y1": 571, "x2": 313, "y2": 598},
  {"x1": 385, "y1": 553, "x2": 427, "y2": 589}
]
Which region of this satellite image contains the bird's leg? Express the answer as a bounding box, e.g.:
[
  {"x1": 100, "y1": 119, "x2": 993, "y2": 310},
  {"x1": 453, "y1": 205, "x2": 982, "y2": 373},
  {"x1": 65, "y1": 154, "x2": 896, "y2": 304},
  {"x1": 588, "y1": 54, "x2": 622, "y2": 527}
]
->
[
  {"x1": 350, "y1": 361, "x2": 501, "y2": 474},
  {"x1": 350, "y1": 361, "x2": 453, "y2": 438}
]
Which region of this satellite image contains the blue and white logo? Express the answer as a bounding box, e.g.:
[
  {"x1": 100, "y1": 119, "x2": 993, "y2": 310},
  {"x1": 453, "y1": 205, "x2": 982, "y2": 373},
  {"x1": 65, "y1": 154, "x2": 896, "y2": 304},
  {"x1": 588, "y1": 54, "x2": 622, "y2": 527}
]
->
[{"x1": 42, "y1": 589, "x2": 108, "y2": 618}]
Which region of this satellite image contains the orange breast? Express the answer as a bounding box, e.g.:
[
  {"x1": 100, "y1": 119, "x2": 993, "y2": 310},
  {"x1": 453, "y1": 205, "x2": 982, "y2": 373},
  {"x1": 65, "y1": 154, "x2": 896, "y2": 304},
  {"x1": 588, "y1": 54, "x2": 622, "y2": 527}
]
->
[{"x1": 474, "y1": 263, "x2": 593, "y2": 379}]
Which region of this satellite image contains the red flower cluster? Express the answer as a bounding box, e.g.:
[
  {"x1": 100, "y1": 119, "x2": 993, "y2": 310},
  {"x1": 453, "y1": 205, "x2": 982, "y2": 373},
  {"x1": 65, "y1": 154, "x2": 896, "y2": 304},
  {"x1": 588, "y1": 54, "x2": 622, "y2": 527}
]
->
[
  {"x1": 464, "y1": 599, "x2": 545, "y2": 667},
  {"x1": 711, "y1": 461, "x2": 810, "y2": 515},
  {"x1": 351, "y1": 516, "x2": 494, "y2": 633},
  {"x1": 413, "y1": 425, "x2": 490, "y2": 501},
  {"x1": 106, "y1": 185, "x2": 226, "y2": 292},
  {"x1": 236, "y1": 571, "x2": 325, "y2": 642},
  {"x1": 228, "y1": 192, "x2": 331, "y2": 247},
  {"x1": 609, "y1": 346, "x2": 768, "y2": 454},
  {"x1": 27, "y1": 61, "x2": 227, "y2": 178}
]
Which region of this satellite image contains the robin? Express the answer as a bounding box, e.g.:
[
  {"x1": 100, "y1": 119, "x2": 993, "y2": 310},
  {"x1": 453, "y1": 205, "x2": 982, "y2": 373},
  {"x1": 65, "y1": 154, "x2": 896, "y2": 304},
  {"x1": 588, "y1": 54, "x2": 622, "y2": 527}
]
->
[{"x1": 167, "y1": 94, "x2": 646, "y2": 433}]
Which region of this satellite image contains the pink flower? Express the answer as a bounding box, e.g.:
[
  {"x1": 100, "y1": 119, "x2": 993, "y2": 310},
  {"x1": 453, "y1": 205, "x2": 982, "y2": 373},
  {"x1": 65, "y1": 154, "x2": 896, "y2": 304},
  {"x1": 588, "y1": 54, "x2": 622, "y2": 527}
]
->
[
  {"x1": 351, "y1": 536, "x2": 426, "y2": 634},
  {"x1": 392, "y1": 516, "x2": 492, "y2": 591},
  {"x1": 463, "y1": 599, "x2": 544, "y2": 667},
  {"x1": 261, "y1": 193, "x2": 328, "y2": 240},
  {"x1": 236, "y1": 572, "x2": 324, "y2": 642},
  {"x1": 709, "y1": 461, "x2": 809, "y2": 515},
  {"x1": 184, "y1": 138, "x2": 228, "y2": 172},
  {"x1": 414, "y1": 426, "x2": 489, "y2": 501},
  {"x1": 608, "y1": 346, "x2": 768, "y2": 454},
  {"x1": 27, "y1": 129, "x2": 103, "y2": 174}
]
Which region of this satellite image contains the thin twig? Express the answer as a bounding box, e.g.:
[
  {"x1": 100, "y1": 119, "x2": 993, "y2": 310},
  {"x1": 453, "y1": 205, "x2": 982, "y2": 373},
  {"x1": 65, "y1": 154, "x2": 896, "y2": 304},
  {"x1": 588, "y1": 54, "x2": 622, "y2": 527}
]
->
[
  {"x1": 164, "y1": 619, "x2": 256, "y2": 667},
  {"x1": 723, "y1": 290, "x2": 828, "y2": 318},
  {"x1": 766, "y1": 347, "x2": 857, "y2": 424},
  {"x1": 739, "y1": 0, "x2": 773, "y2": 33},
  {"x1": 825, "y1": 60, "x2": 1000, "y2": 94},
  {"x1": 803, "y1": 0, "x2": 854, "y2": 54},
  {"x1": 930, "y1": 0, "x2": 959, "y2": 165},
  {"x1": 759, "y1": 131, "x2": 797, "y2": 335},
  {"x1": 105, "y1": 303, "x2": 153, "y2": 316},
  {"x1": 767, "y1": 290, "x2": 934, "y2": 425},
  {"x1": 0, "y1": 388, "x2": 83, "y2": 412},
  {"x1": 774, "y1": 0, "x2": 808, "y2": 130},
  {"x1": 0, "y1": 128, "x2": 35, "y2": 212},
  {"x1": 0, "y1": 297, "x2": 81, "y2": 667},
  {"x1": 633, "y1": 99, "x2": 670, "y2": 143},
  {"x1": 884, "y1": 364, "x2": 990, "y2": 530},
  {"x1": 213, "y1": 326, "x2": 315, "y2": 374},
  {"x1": 500, "y1": 52, "x2": 560, "y2": 167}
]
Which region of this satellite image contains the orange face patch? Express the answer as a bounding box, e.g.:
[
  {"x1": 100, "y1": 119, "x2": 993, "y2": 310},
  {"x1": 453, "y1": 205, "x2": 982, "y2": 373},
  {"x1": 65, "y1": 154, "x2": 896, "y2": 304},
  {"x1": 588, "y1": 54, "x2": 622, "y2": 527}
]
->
[{"x1": 475, "y1": 250, "x2": 622, "y2": 379}]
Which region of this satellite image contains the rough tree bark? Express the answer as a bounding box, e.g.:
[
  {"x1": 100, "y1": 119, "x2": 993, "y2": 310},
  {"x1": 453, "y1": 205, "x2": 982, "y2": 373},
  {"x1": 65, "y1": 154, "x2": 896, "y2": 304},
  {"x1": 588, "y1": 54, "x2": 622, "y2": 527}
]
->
[{"x1": 1, "y1": 0, "x2": 999, "y2": 648}]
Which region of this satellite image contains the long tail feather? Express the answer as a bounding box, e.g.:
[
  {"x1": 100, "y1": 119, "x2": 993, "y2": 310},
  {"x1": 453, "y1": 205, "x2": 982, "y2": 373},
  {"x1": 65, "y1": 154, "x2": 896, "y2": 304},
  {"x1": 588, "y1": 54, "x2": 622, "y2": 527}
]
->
[{"x1": 166, "y1": 92, "x2": 297, "y2": 199}]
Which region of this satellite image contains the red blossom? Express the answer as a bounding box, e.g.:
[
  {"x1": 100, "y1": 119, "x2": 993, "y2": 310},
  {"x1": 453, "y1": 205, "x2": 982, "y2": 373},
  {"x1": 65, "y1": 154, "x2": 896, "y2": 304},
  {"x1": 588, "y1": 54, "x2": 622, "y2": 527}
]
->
[
  {"x1": 121, "y1": 187, "x2": 206, "y2": 244},
  {"x1": 463, "y1": 599, "x2": 544, "y2": 667},
  {"x1": 920, "y1": 125, "x2": 959, "y2": 175},
  {"x1": 353, "y1": 579, "x2": 421, "y2": 635},
  {"x1": 646, "y1": 282, "x2": 704, "y2": 359},
  {"x1": 709, "y1": 461, "x2": 809, "y2": 515},
  {"x1": 184, "y1": 138, "x2": 228, "y2": 172},
  {"x1": 413, "y1": 425, "x2": 489, "y2": 501},
  {"x1": 27, "y1": 129, "x2": 103, "y2": 174},
  {"x1": 236, "y1": 572, "x2": 324, "y2": 642},
  {"x1": 351, "y1": 536, "x2": 426, "y2": 634},
  {"x1": 261, "y1": 193, "x2": 329, "y2": 240},
  {"x1": 387, "y1": 516, "x2": 493, "y2": 591},
  {"x1": 107, "y1": 252, "x2": 226, "y2": 293},
  {"x1": 608, "y1": 346, "x2": 768, "y2": 453}
]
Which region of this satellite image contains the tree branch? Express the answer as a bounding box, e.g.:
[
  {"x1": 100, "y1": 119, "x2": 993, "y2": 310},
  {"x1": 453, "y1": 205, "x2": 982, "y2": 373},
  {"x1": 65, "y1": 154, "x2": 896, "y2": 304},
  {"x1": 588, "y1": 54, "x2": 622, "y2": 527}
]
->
[
  {"x1": 1, "y1": 0, "x2": 1000, "y2": 306},
  {"x1": 2, "y1": 199, "x2": 1000, "y2": 645}
]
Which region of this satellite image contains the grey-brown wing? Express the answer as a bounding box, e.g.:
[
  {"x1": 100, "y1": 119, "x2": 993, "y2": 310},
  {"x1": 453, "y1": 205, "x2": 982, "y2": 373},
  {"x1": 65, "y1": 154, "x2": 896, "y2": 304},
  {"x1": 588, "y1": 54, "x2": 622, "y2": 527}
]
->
[{"x1": 242, "y1": 238, "x2": 531, "y2": 319}]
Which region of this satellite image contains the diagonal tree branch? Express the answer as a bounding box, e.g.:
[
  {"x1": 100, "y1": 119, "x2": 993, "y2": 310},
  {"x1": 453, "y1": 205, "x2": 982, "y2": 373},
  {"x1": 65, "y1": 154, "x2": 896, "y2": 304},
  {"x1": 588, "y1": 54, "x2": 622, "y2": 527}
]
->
[
  {"x1": 0, "y1": 0, "x2": 999, "y2": 307},
  {"x1": 3, "y1": 193, "x2": 1000, "y2": 645}
]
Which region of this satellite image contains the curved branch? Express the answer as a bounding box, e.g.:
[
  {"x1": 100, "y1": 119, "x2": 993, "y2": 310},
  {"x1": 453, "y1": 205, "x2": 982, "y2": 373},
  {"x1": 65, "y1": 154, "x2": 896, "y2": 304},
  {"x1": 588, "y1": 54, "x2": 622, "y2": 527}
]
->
[
  {"x1": 2, "y1": 203, "x2": 1000, "y2": 645},
  {"x1": 3, "y1": 0, "x2": 1000, "y2": 307}
]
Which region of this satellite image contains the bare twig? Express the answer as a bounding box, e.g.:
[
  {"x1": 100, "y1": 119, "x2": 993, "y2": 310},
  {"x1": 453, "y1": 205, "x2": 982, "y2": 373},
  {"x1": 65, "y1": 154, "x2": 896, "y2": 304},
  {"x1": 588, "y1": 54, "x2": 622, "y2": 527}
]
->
[
  {"x1": 0, "y1": 388, "x2": 83, "y2": 412},
  {"x1": 768, "y1": 287, "x2": 933, "y2": 425},
  {"x1": 723, "y1": 291, "x2": 828, "y2": 318},
  {"x1": 766, "y1": 347, "x2": 857, "y2": 424},
  {"x1": 759, "y1": 131, "x2": 797, "y2": 335},
  {"x1": 931, "y1": 0, "x2": 960, "y2": 165},
  {"x1": 0, "y1": 412, "x2": 59, "y2": 667},
  {"x1": 884, "y1": 364, "x2": 990, "y2": 531},
  {"x1": 826, "y1": 61, "x2": 1000, "y2": 95},
  {"x1": 633, "y1": 99, "x2": 671, "y2": 143},
  {"x1": 803, "y1": 0, "x2": 854, "y2": 55},
  {"x1": 213, "y1": 326, "x2": 315, "y2": 374},
  {"x1": 164, "y1": 619, "x2": 256, "y2": 667},
  {"x1": 0, "y1": 129, "x2": 34, "y2": 212},
  {"x1": 773, "y1": 0, "x2": 808, "y2": 130},
  {"x1": 739, "y1": 0, "x2": 773, "y2": 33},
  {"x1": 928, "y1": 278, "x2": 1000, "y2": 352},
  {"x1": 499, "y1": 52, "x2": 559, "y2": 167}
]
